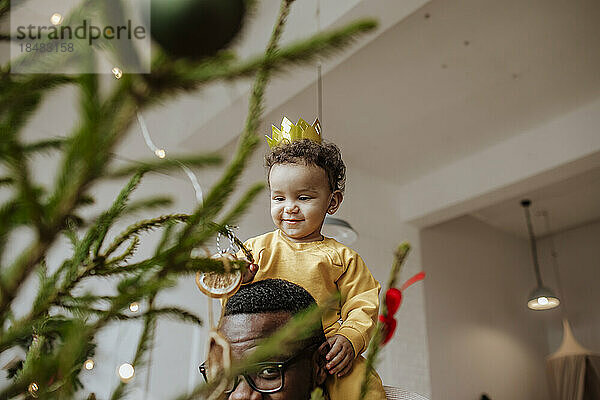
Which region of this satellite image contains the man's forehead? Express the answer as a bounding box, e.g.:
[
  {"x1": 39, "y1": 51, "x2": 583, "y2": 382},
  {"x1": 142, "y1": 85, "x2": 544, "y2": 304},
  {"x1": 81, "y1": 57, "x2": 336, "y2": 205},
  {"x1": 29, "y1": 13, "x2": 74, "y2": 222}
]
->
[{"x1": 220, "y1": 312, "x2": 292, "y2": 346}]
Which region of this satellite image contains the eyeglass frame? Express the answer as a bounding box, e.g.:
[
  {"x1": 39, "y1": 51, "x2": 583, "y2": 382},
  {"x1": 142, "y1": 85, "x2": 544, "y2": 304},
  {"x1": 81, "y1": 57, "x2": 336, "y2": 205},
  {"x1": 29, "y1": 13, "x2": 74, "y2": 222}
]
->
[{"x1": 198, "y1": 343, "x2": 321, "y2": 394}]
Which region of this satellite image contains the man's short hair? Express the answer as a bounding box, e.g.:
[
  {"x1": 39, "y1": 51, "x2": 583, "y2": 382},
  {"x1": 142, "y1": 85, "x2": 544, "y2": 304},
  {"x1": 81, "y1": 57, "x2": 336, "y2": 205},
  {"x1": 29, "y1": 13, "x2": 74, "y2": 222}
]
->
[
  {"x1": 264, "y1": 139, "x2": 346, "y2": 194},
  {"x1": 224, "y1": 279, "x2": 326, "y2": 346}
]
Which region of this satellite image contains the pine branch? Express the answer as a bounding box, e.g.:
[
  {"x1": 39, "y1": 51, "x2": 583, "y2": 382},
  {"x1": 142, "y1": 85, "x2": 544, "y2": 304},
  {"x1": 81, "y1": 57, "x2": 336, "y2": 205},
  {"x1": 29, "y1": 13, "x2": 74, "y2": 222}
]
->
[
  {"x1": 0, "y1": 0, "x2": 383, "y2": 396},
  {"x1": 21, "y1": 138, "x2": 68, "y2": 155},
  {"x1": 176, "y1": 0, "x2": 293, "y2": 251},
  {"x1": 31, "y1": 262, "x2": 60, "y2": 317},
  {"x1": 107, "y1": 154, "x2": 223, "y2": 179},
  {"x1": 0, "y1": 199, "x2": 18, "y2": 264},
  {"x1": 359, "y1": 243, "x2": 411, "y2": 400},
  {"x1": 122, "y1": 196, "x2": 173, "y2": 215},
  {"x1": 180, "y1": 183, "x2": 264, "y2": 252},
  {"x1": 104, "y1": 255, "x2": 248, "y2": 281},
  {"x1": 0, "y1": 176, "x2": 14, "y2": 186},
  {"x1": 60, "y1": 304, "x2": 202, "y2": 327},
  {"x1": 8, "y1": 146, "x2": 46, "y2": 233},
  {"x1": 90, "y1": 171, "x2": 146, "y2": 259},
  {"x1": 0, "y1": 318, "x2": 93, "y2": 399},
  {"x1": 63, "y1": 219, "x2": 80, "y2": 249},
  {"x1": 8, "y1": 173, "x2": 148, "y2": 333},
  {"x1": 103, "y1": 236, "x2": 140, "y2": 266},
  {"x1": 0, "y1": 9, "x2": 377, "y2": 332},
  {"x1": 0, "y1": 85, "x2": 141, "y2": 325},
  {"x1": 103, "y1": 214, "x2": 189, "y2": 258},
  {"x1": 147, "y1": 19, "x2": 377, "y2": 95},
  {"x1": 0, "y1": 0, "x2": 9, "y2": 19},
  {"x1": 219, "y1": 183, "x2": 265, "y2": 227},
  {"x1": 0, "y1": 75, "x2": 76, "y2": 115}
]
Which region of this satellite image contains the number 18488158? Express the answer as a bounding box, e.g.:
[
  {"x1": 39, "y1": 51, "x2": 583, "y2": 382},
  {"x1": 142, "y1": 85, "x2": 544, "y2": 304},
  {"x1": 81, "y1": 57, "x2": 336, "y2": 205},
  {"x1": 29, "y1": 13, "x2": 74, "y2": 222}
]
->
[{"x1": 19, "y1": 42, "x2": 74, "y2": 53}]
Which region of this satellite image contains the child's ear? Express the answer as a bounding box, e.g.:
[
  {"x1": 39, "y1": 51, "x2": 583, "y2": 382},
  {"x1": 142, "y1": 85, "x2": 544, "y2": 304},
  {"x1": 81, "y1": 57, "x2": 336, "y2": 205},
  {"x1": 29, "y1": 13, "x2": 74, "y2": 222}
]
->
[{"x1": 327, "y1": 190, "x2": 343, "y2": 215}]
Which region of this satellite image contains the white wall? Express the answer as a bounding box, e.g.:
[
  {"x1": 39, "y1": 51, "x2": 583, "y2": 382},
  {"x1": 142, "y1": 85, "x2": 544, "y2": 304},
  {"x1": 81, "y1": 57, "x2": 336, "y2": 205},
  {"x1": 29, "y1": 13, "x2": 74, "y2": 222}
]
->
[
  {"x1": 421, "y1": 216, "x2": 550, "y2": 400},
  {"x1": 538, "y1": 220, "x2": 600, "y2": 354}
]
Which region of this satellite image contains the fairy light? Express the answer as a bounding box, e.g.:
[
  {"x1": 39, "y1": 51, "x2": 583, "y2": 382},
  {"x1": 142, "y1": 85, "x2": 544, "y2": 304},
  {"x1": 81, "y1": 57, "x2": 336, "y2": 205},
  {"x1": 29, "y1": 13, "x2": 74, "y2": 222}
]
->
[
  {"x1": 28, "y1": 382, "x2": 39, "y2": 398},
  {"x1": 118, "y1": 363, "x2": 135, "y2": 382},
  {"x1": 129, "y1": 302, "x2": 140, "y2": 312},
  {"x1": 84, "y1": 359, "x2": 95, "y2": 370},
  {"x1": 135, "y1": 111, "x2": 204, "y2": 203},
  {"x1": 50, "y1": 13, "x2": 63, "y2": 26},
  {"x1": 112, "y1": 67, "x2": 123, "y2": 79}
]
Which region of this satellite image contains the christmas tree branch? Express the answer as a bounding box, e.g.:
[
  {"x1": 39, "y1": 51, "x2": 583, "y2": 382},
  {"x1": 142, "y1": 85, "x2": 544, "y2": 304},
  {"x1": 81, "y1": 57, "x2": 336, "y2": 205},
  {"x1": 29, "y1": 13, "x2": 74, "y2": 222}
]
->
[
  {"x1": 0, "y1": 0, "x2": 383, "y2": 395},
  {"x1": 103, "y1": 214, "x2": 189, "y2": 258},
  {"x1": 103, "y1": 236, "x2": 140, "y2": 266},
  {"x1": 0, "y1": 0, "x2": 9, "y2": 19},
  {"x1": 148, "y1": 19, "x2": 377, "y2": 96},
  {"x1": 106, "y1": 154, "x2": 223, "y2": 179},
  {"x1": 2, "y1": 173, "x2": 148, "y2": 339},
  {"x1": 176, "y1": 0, "x2": 293, "y2": 248},
  {"x1": 0, "y1": 87, "x2": 140, "y2": 326},
  {"x1": 179, "y1": 182, "x2": 265, "y2": 254},
  {"x1": 90, "y1": 171, "x2": 147, "y2": 258},
  {"x1": 0, "y1": 75, "x2": 76, "y2": 115},
  {"x1": 21, "y1": 138, "x2": 68, "y2": 154},
  {"x1": 359, "y1": 243, "x2": 411, "y2": 400}
]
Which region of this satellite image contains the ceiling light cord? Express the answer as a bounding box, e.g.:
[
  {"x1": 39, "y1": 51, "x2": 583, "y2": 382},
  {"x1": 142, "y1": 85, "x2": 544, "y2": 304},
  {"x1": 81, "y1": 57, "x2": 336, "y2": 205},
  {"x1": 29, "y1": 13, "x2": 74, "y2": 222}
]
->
[
  {"x1": 522, "y1": 199, "x2": 543, "y2": 287},
  {"x1": 316, "y1": 0, "x2": 323, "y2": 124},
  {"x1": 541, "y1": 210, "x2": 568, "y2": 316}
]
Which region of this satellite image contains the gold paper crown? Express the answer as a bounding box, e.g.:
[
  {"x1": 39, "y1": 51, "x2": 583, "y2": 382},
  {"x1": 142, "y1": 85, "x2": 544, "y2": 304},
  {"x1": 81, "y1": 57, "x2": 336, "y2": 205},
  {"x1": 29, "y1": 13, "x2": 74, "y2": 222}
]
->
[{"x1": 265, "y1": 117, "x2": 322, "y2": 149}]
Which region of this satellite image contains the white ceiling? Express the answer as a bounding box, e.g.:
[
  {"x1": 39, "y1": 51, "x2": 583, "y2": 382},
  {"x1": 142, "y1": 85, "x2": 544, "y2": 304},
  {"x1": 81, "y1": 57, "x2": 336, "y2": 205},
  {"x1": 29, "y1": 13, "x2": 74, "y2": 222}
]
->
[
  {"x1": 472, "y1": 165, "x2": 600, "y2": 238},
  {"x1": 262, "y1": 0, "x2": 600, "y2": 186}
]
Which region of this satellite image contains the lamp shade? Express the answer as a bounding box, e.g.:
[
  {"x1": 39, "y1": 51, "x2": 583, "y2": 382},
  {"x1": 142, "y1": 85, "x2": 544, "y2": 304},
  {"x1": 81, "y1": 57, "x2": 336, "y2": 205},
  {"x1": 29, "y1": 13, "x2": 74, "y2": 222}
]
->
[
  {"x1": 527, "y1": 285, "x2": 560, "y2": 310},
  {"x1": 322, "y1": 216, "x2": 357, "y2": 245},
  {"x1": 521, "y1": 199, "x2": 560, "y2": 311}
]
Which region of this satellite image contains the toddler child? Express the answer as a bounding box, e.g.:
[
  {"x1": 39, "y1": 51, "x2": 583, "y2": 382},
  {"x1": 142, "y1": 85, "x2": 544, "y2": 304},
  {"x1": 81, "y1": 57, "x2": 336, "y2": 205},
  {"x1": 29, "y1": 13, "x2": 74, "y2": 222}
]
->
[{"x1": 239, "y1": 117, "x2": 386, "y2": 399}]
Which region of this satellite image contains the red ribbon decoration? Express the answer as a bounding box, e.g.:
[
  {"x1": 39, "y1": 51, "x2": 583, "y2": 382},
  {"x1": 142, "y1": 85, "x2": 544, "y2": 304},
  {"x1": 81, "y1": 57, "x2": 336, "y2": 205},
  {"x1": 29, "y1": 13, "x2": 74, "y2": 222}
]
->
[{"x1": 379, "y1": 271, "x2": 425, "y2": 345}]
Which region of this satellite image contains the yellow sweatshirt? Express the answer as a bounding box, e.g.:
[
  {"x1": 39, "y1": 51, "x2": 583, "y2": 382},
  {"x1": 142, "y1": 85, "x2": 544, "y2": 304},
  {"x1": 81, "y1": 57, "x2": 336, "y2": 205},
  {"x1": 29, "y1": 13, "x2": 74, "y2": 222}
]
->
[{"x1": 242, "y1": 229, "x2": 381, "y2": 355}]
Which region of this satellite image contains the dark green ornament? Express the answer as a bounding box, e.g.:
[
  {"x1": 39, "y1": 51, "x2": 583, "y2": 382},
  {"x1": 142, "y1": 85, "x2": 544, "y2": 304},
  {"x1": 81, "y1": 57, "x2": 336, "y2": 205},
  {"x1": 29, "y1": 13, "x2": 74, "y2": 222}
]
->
[{"x1": 150, "y1": 0, "x2": 246, "y2": 59}]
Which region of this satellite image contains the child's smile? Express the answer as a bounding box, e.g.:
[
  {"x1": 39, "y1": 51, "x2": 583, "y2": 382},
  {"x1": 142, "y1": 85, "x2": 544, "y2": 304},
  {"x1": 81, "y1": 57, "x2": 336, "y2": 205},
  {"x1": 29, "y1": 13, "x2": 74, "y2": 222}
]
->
[{"x1": 269, "y1": 163, "x2": 341, "y2": 243}]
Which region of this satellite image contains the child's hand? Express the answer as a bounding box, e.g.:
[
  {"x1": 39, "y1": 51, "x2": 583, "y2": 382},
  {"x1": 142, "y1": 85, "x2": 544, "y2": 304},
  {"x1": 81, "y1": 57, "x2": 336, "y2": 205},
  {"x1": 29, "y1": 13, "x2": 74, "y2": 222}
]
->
[
  {"x1": 323, "y1": 334, "x2": 355, "y2": 377},
  {"x1": 240, "y1": 258, "x2": 258, "y2": 284}
]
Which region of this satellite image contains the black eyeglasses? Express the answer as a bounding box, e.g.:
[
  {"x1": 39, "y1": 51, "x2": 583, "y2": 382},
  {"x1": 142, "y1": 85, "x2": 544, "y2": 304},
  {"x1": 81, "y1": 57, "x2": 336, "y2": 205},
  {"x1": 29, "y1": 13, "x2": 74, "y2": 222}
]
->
[{"x1": 199, "y1": 344, "x2": 318, "y2": 394}]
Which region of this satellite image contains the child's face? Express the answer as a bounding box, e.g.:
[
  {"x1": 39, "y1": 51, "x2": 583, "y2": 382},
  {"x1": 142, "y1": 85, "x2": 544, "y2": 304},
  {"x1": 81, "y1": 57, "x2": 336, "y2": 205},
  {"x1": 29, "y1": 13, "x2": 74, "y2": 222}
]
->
[{"x1": 269, "y1": 163, "x2": 341, "y2": 243}]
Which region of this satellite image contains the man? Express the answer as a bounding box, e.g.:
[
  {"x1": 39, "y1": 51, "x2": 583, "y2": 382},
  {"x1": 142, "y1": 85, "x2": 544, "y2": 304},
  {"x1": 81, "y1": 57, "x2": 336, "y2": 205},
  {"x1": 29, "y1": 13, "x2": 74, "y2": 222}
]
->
[{"x1": 200, "y1": 279, "x2": 329, "y2": 399}]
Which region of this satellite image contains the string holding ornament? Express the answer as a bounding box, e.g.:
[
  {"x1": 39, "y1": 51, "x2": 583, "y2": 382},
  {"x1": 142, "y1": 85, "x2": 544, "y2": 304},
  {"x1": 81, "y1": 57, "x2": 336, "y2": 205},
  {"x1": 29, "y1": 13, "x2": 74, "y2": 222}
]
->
[
  {"x1": 195, "y1": 225, "x2": 252, "y2": 300},
  {"x1": 195, "y1": 226, "x2": 255, "y2": 400}
]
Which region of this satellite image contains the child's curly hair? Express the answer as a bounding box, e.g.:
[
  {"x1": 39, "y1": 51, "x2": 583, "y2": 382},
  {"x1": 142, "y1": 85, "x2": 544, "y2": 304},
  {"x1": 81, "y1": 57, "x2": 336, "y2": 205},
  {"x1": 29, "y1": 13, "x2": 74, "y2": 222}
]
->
[{"x1": 265, "y1": 139, "x2": 346, "y2": 193}]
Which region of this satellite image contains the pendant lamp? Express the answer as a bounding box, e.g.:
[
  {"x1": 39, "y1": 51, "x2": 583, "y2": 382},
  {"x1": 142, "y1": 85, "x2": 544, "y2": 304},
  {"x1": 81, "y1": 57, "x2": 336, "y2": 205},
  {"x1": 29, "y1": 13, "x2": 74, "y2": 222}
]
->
[
  {"x1": 323, "y1": 215, "x2": 358, "y2": 245},
  {"x1": 521, "y1": 199, "x2": 560, "y2": 310}
]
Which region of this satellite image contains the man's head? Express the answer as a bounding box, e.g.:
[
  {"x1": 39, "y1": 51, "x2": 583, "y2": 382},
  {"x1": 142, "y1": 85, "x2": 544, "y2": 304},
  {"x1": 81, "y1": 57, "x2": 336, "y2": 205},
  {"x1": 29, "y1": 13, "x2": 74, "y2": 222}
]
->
[
  {"x1": 265, "y1": 139, "x2": 346, "y2": 243},
  {"x1": 218, "y1": 279, "x2": 328, "y2": 399}
]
